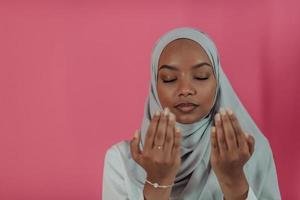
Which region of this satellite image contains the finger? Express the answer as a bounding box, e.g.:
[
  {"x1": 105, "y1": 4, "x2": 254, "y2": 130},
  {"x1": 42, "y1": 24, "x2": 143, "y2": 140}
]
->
[
  {"x1": 144, "y1": 110, "x2": 161, "y2": 151},
  {"x1": 227, "y1": 108, "x2": 247, "y2": 148},
  {"x1": 246, "y1": 134, "x2": 255, "y2": 156},
  {"x1": 154, "y1": 107, "x2": 169, "y2": 147},
  {"x1": 211, "y1": 126, "x2": 219, "y2": 155},
  {"x1": 164, "y1": 112, "x2": 176, "y2": 159},
  {"x1": 172, "y1": 127, "x2": 181, "y2": 157},
  {"x1": 215, "y1": 113, "x2": 227, "y2": 154},
  {"x1": 220, "y1": 108, "x2": 237, "y2": 151},
  {"x1": 130, "y1": 129, "x2": 142, "y2": 164}
]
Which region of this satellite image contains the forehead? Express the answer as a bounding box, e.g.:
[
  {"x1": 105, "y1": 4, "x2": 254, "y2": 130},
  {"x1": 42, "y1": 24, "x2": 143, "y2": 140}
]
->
[{"x1": 158, "y1": 38, "x2": 211, "y2": 65}]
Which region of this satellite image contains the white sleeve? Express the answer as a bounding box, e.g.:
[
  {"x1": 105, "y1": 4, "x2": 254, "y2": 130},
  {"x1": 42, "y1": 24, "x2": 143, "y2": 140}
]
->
[
  {"x1": 102, "y1": 146, "x2": 128, "y2": 200},
  {"x1": 257, "y1": 146, "x2": 281, "y2": 199},
  {"x1": 247, "y1": 144, "x2": 281, "y2": 200},
  {"x1": 246, "y1": 186, "x2": 257, "y2": 200},
  {"x1": 102, "y1": 145, "x2": 145, "y2": 200}
]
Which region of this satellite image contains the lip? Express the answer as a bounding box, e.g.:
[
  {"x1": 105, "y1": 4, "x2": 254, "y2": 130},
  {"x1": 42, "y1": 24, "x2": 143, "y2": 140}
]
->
[{"x1": 175, "y1": 103, "x2": 198, "y2": 113}]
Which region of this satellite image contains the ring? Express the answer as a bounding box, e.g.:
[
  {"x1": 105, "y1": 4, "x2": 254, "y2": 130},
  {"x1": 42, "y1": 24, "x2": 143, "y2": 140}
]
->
[{"x1": 154, "y1": 145, "x2": 163, "y2": 150}]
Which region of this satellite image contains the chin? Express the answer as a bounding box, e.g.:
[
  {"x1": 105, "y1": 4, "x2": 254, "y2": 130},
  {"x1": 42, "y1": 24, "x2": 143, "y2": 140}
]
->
[
  {"x1": 176, "y1": 116, "x2": 198, "y2": 124},
  {"x1": 176, "y1": 113, "x2": 206, "y2": 124}
]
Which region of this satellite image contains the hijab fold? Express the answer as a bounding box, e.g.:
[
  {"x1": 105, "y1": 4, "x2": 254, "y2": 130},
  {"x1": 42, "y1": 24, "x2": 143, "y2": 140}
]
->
[{"x1": 127, "y1": 27, "x2": 270, "y2": 198}]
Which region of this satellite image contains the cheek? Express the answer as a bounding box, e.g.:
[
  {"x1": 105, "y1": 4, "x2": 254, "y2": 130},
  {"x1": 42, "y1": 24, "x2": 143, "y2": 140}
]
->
[
  {"x1": 198, "y1": 82, "x2": 217, "y2": 106},
  {"x1": 157, "y1": 84, "x2": 174, "y2": 107}
]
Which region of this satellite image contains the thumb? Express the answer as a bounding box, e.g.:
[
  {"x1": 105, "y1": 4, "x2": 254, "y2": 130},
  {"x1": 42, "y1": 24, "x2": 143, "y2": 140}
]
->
[
  {"x1": 130, "y1": 129, "x2": 142, "y2": 164},
  {"x1": 246, "y1": 133, "x2": 255, "y2": 156}
]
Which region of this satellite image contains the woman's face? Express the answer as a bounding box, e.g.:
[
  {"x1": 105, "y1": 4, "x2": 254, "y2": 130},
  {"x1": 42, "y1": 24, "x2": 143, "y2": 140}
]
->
[{"x1": 157, "y1": 38, "x2": 217, "y2": 124}]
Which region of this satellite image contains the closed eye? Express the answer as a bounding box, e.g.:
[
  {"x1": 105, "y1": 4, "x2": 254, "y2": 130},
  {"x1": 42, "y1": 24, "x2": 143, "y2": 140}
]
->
[
  {"x1": 162, "y1": 79, "x2": 177, "y2": 83},
  {"x1": 195, "y1": 77, "x2": 208, "y2": 80},
  {"x1": 162, "y1": 77, "x2": 208, "y2": 83}
]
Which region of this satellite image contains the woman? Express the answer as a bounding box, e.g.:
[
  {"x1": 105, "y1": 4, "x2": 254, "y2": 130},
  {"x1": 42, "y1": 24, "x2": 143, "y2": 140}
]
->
[{"x1": 102, "y1": 27, "x2": 281, "y2": 199}]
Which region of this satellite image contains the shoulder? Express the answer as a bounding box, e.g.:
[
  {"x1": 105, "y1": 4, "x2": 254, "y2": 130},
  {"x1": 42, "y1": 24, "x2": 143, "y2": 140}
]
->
[
  {"x1": 103, "y1": 141, "x2": 146, "y2": 199},
  {"x1": 103, "y1": 140, "x2": 146, "y2": 185},
  {"x1": 251, "y1": 130, "x2": 273, "y2": 158},
  {"x1": 246, "y1": 130, "x2": 275, "y2": 172},
  {"x1": 104, "y1": 140, "x2": 132, "y2": 166}
]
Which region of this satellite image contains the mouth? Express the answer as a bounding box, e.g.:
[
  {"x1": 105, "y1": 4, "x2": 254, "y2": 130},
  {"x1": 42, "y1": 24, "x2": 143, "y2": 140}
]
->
[{"x1": 175, "y1": 103, "x2": 199, "y2": 113}]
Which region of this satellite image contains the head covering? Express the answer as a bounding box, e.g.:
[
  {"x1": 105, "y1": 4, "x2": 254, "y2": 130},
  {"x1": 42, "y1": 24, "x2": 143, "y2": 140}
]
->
[{"x1": 133, "y1": 27, "x2": 270, "y2": 198}]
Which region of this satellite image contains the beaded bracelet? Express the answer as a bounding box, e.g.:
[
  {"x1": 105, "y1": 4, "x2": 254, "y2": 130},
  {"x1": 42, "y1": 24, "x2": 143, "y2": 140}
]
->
[{"x1": 145, "y1": 179, "x2": 174, "y2": 189}]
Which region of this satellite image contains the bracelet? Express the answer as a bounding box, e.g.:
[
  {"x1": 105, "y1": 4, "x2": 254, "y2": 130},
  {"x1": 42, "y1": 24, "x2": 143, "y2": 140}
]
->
[{"x1": 145, "y1": 179, "x2": 174, "y2": 189}]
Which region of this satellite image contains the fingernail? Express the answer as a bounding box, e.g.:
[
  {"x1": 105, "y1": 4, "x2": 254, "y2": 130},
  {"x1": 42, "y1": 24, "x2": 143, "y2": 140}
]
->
[
  {"x1": 215, "y1": 113, "x2": 220, "y2": 121},
  {"x1": 211, "y1": 126, "x2": 216, "y2": 132},
  {"x1": 169, "y1": 113, "x2": 175, "y2": 121},
  {"x1": 154, "y1": 110, "x2": 160, "y2": 117},
  {"x1": 164, "y1": 107, "x2": 169, "y2": 116},
  {"x1": 175, "y1": 127, "x2": 180, "y2": 132},
  {"x1": 220, "y1": 108, "x2": 226, "y2": 116},
  {"x1": 133, "y1": 130, "x2": 139, "y2": 139},
  {"x1": 227, "y1": 108, "x2": 233, "y2": 115}
]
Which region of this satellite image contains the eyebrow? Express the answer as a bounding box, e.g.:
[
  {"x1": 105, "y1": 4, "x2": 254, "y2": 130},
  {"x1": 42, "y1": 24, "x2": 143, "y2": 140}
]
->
[{"x1": 158, "y1": 62, "x2": 212, "y2": 72}]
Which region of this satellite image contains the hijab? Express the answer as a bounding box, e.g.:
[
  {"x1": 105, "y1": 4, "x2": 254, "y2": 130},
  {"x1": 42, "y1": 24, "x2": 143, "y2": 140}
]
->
[{"x1": 126, "y1": 27, "x2": 277, "y2": 199}]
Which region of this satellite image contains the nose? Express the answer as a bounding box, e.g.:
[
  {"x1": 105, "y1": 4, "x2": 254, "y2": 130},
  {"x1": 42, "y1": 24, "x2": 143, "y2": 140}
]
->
[
  {"x1": 179, "y1": 89, "x2": 196, "y2": 97},
  {"x1": 177, "y1": 82, "x2": 196, "y2": 97}
]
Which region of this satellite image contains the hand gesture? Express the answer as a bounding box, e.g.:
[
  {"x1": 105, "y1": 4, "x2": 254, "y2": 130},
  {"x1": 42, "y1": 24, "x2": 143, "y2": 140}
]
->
[
  {"x1": 210, "y1": 108, "x2": 255, "y2": 200},
  {"x1": 130, "y1": 107, "x2": 182, "y2": 185}
]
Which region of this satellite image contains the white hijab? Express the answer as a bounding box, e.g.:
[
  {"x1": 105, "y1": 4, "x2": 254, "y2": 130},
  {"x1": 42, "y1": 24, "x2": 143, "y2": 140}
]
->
[{"x1": 127, "y1": 27, "x2": 280, "y2": 199}]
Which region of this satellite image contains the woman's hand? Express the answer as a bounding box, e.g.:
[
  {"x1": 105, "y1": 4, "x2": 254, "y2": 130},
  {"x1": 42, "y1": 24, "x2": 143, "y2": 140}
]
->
[
  {"x1": 210, "y1": 108, "x2": 255, "y2": 200},
  {"x1": 130, "y1": 107, "x2": 181, "y2": 200}
]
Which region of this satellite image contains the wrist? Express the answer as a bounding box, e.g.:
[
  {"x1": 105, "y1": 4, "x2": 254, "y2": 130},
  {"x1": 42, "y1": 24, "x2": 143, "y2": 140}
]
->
[
  {"x1": 145, "y1": 179, "x2": 174, "y2": 189},
  {"x1": 220, "y1": 172, "x2": 249, "y2": 200},
  {"x1": 146, "y1": 175, "x2": 175, "y2": 185},
  {"x1": 143, "y1": 180, "x2": 172, "y2": 200}
]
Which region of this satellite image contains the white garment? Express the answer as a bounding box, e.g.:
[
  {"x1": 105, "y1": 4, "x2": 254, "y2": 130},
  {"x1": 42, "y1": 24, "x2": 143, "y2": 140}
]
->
[
  {"x1": 102, "y1": 27, "x2": 281, "y2": 199},
  {"x1": 102, "y1": 140, "x2": 280, "y2": 199}
]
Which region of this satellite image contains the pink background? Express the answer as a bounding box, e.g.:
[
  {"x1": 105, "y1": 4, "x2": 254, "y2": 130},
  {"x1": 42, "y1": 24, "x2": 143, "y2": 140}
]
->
[{"x1": 0, "y1": 0, "x2": 299, "y2": 199}]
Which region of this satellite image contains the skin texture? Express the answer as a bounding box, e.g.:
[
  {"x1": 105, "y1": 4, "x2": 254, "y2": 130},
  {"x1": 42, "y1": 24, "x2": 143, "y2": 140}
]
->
[
  {"x1": 211, "y1": 108, "x2": 255, "y2": 200},
  {"x1": 157, "y1": 38, "x2": 217, "y2": 124},
  {"x1": 131, "y1": 108, "x2": 181, "y2": 200},
  {"x1": 130, "y1": 39, "x2": 255, "y2": 200}
]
